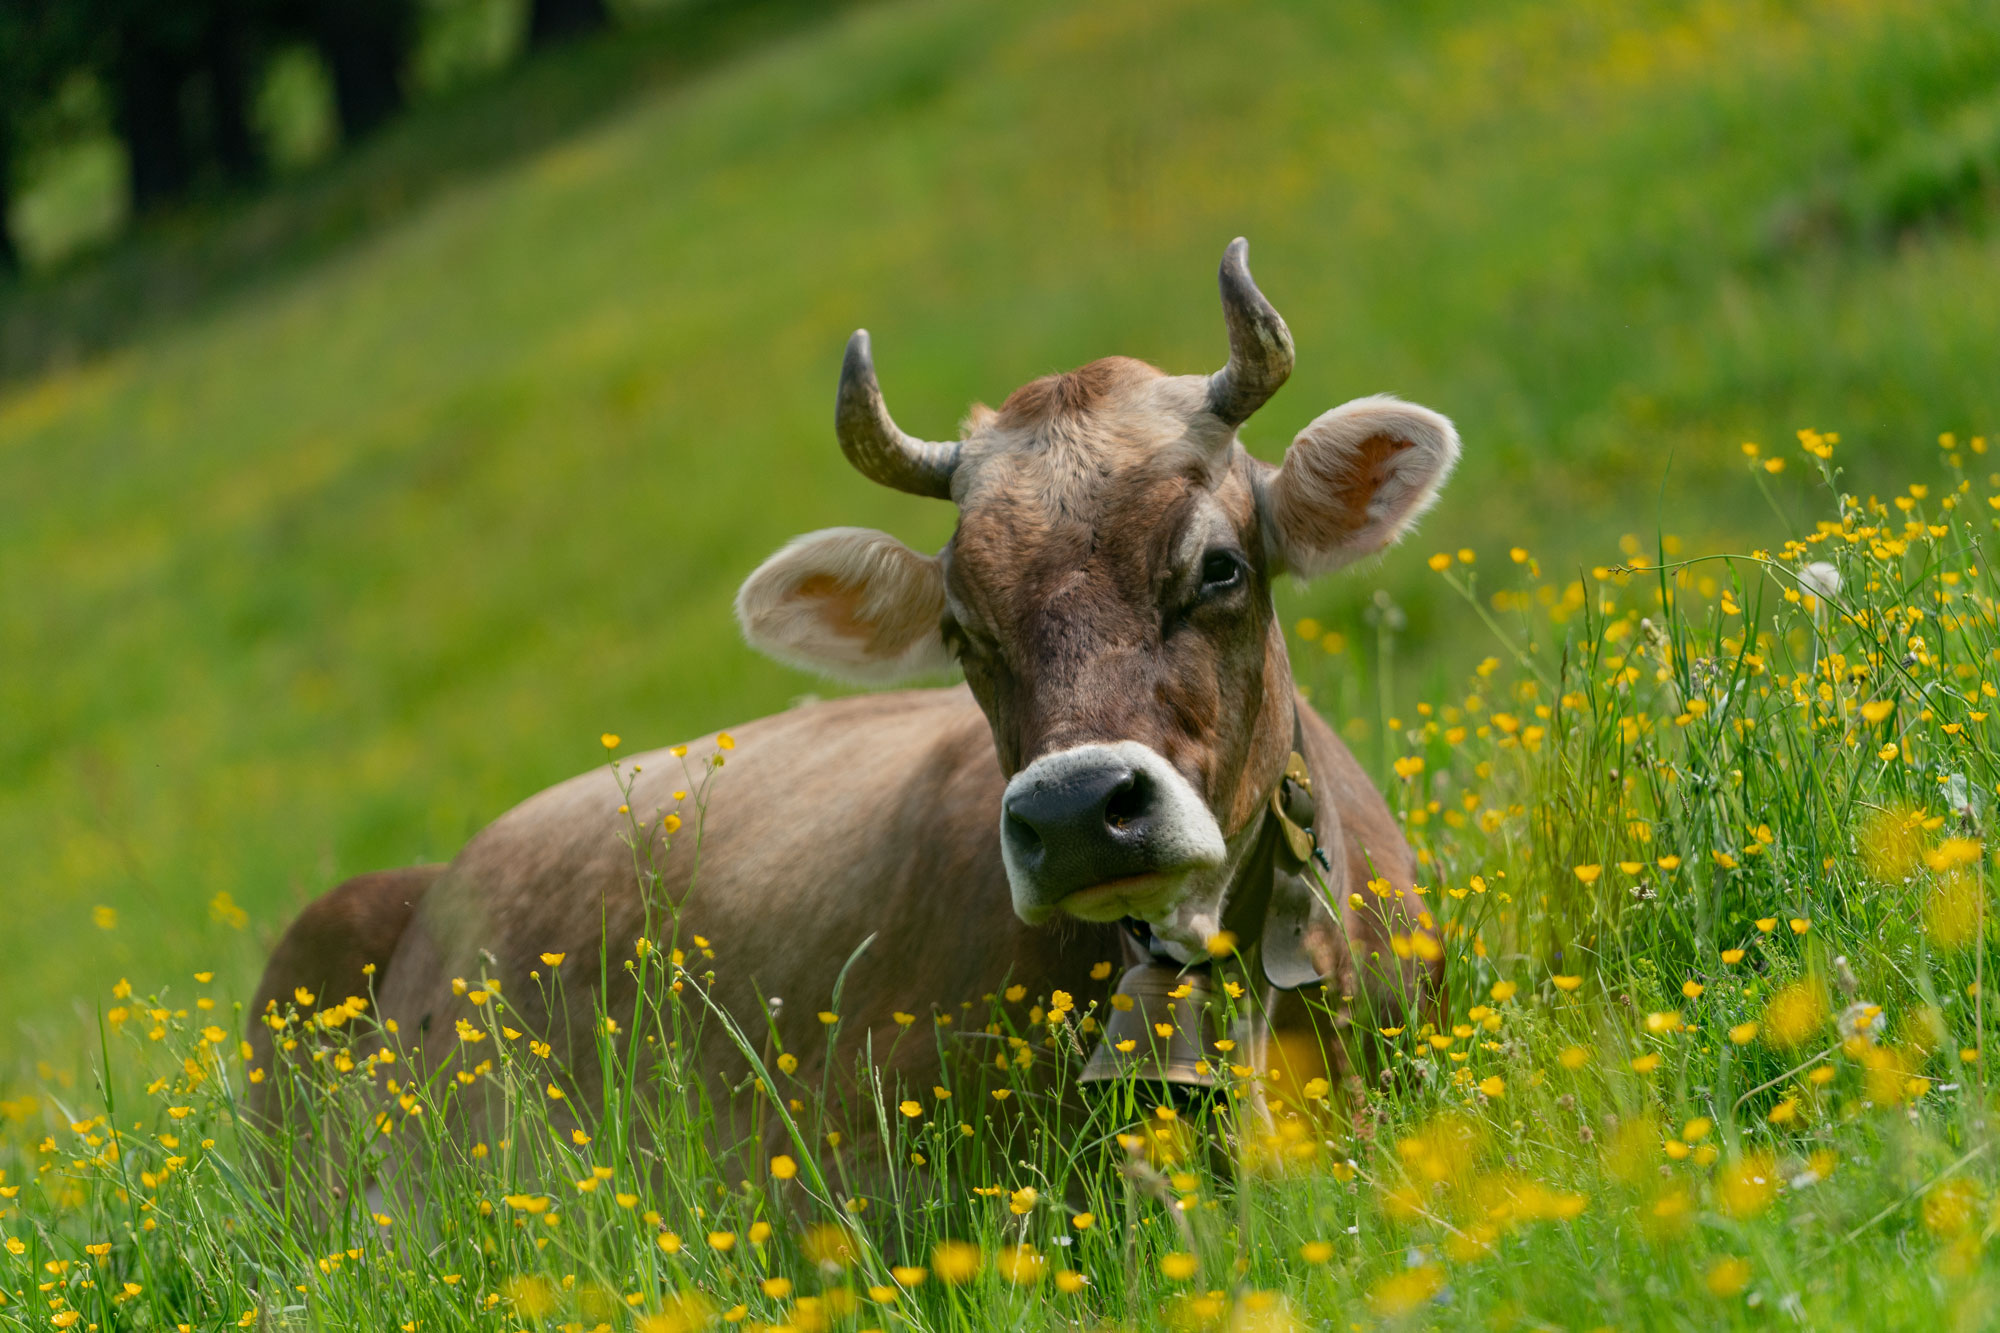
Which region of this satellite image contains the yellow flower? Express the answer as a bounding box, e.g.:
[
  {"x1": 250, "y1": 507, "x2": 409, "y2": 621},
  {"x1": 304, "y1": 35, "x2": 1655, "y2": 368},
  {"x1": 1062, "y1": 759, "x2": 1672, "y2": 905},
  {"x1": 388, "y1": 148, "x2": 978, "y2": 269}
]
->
[
  {"x1": 1729, "y1": 1021, "x2": 1760, "y2": 1045},
  {"x1": 706, "y1": 1231, "x2": 736, "y2": 1252},
  {"x1": 1923, "y1": 1179, "x2": 1983, "y2": 1236},
  {"x1": 1767, "y1": 1098, "x2": 1800, "y2": 1125},
  {"x1": 1490, "y1": 980, "x2": 1517, "y2": 1002},
  {"x1": 1552, "y1": 975, "x2": 1583, "y2": 992},
  {"x1": 92, "y1": 905, "x2": 118, "y2": 930},
  {"x1": 1755, "y1": 918, "x2": 1777, "y2": 933},
  {"x1": 932, "y1": 1241, "x2": 982, "y2": 1284},
  {"x1": 1631, "y1": 1053, "x2": 1661, "y2": 1074},
  {"x1": 776, "y1": 1053, "x2": 798, "y2": 1075},
  {"x1": 1478, "y1": 1075, "x2": 1505, "y2": 1098},
  {"x1": 1705, "y1": 1256, "x2": 1752, "y2": 1298},
  {"x1": 899, "y1": 1100, "x2": 922, "y2": 1119},
  {"x1": 1558, "y1": 1046, "x2": 1589, "y2": 1069},
  {"x1": 1370, "y1": 1266, "x2": 1444, "y2": 1317},
  {"x1": 891, "y1": 1265, "x2": 927, "y2": 1287},
  {"x1": 1071, "y1": 1211, "x2": 1095, "y2": 1231},
  {"x1": 1657, "y1": 855, "x2": 1682, "y2": 869},
  {"x1": 1090, "y1": 961, "x2": 1114, "y2": 980},
  {"x1": 1762, "y1": 981, "x2": 1828, "y2": 1049},
  {"x1": 1392, "y1": 755, "x2": 1424, "y2": 779},
  {"x1": 1717, "y1": 1153, "x2": 1777, "y2": 1218},
  {"x1": 540, "y1": 952, "x2": 565, "y2": 966},
  {"x1": 1300, "y1": 1240, "x2": 1335, "y2": 1264},
  {"x1": 817, "y1": 1011, "x2": 838, "y2": 1026},
  {"x1": 1428, "y1": 552, "x2": 1452, "y2": 572},
  {"x1": 760, "y1": 1277, "x2": 792, "y2": 1300},
  {"x1": 1721, "y1": 948, "x2": 1745, "y2": 964},
  {"x1": 997, "y1": 1245, "x2": 1045, "y2": 1285},
  {"x1": 1054, "y1": 1270, "x2": 1086, "y2": 1294},
  {"x1": 1860, "y1": 699, "x2": 1894, "y2": 723},
  {"x1": 770, "y1": 1155, "x2": 797, "y2": 1181},
  {"x1": 1573, "y1": 864, "x2": 1602, "y2": 885},
  {"x1": 1789, "y1": 918, "x2": 1810, "y2": 934},
  {"x1": 1681, "y1": 980, "x2": 1705, "y2": 999},
  {"x1": 600, "y1": 733, "x2": 620, "y2": 750},
  {"x1": 716, "y1": 732, "x2": 735, "y2": 750},
  {"x1": 1008, "y1": 1186, "x2": 1038, "y2": 1215},
  {"x1": 1878, "y1": 742, "x2": 1899, "y2": 761},
  {"x1": 1159, "y1": 1252, "x2": 1199, "y2": 1281}
]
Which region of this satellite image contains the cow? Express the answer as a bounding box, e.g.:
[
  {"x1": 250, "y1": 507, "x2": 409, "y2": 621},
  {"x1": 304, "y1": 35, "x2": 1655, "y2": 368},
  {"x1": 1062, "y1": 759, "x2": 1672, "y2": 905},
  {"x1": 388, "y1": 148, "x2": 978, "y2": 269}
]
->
[{"x1": 246, "y1": 239, "x2": 1454, "y2": 1185}]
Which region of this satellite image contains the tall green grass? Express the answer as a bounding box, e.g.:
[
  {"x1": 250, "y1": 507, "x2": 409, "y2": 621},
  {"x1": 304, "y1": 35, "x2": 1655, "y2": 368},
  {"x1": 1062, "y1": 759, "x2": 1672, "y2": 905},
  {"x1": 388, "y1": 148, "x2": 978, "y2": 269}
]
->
[{"x1": 4, "y1": 428, "x2": 2000, "y2": 1328}]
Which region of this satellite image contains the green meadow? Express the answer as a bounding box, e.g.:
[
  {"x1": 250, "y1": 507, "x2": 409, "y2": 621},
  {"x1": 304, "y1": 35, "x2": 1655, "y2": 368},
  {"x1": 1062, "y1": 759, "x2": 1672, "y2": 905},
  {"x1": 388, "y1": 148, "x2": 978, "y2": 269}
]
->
[{"x1": 6, "y1": 1, "x2": 2000, "y2": 1324}]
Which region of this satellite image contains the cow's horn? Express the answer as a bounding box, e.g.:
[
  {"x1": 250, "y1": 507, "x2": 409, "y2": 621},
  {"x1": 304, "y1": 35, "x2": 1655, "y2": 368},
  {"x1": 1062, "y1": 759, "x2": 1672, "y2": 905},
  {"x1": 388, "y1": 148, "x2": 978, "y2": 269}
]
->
[
  {"x1": 1205, "y1": 238, "x2": 1295, "y2": 428},
  {"x1": 836, "y1": 330, "x2": 959, "y2": 499}
]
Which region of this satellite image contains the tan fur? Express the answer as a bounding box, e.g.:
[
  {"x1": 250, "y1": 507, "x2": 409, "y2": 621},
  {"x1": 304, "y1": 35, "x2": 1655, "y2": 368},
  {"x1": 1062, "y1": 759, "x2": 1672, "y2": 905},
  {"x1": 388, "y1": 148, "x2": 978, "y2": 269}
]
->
[{"x1": 368, "y1": 689, "x2": 1122, "y2": 1154}]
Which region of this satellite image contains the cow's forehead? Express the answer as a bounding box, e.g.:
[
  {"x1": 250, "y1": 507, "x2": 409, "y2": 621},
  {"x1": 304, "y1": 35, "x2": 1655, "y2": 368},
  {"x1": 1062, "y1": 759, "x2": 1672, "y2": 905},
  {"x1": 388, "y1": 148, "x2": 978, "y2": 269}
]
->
[{"x1": 950, "y1": 358, "x2": 1245, "y2": 523}]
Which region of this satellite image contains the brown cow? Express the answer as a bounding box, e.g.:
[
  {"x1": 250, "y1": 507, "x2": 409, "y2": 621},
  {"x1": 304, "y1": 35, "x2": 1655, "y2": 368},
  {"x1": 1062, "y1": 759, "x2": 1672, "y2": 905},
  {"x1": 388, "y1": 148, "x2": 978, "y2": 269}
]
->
[{"x1": 247, "y1": 240, "x2": 1452, "y2": 1180}]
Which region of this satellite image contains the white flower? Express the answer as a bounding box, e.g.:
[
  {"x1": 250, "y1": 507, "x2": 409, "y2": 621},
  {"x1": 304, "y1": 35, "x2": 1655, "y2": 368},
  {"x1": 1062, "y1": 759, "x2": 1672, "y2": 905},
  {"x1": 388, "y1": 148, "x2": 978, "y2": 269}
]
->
[{"x1": 1799, "y1": 561, "x2": 1841, "y2": 601}]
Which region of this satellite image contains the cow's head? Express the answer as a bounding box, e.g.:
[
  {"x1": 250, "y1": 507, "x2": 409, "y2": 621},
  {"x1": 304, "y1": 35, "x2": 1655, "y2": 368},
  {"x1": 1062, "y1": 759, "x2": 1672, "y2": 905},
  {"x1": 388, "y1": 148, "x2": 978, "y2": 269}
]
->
[{"x1": 739, "y1": 241, "x2": 1457, "y2": 957}]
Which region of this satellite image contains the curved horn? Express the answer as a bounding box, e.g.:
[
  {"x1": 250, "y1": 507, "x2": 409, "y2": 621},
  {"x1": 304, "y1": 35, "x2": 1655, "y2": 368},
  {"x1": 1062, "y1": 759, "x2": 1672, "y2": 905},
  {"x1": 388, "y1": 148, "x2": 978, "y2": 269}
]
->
[
  {"x1": 1205, "y1": 238, "x2": 1295, "y2": 427},
  {"x1": 836, "y1": 330, "x2": 959, "y2": 499}
]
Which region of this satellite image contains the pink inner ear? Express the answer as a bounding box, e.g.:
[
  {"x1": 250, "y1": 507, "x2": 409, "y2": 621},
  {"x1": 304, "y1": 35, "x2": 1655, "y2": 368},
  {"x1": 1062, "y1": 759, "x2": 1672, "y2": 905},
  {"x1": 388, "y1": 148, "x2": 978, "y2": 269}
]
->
[
  {"x1": 1274, "y1": 430, "x2": 1417, "y2": 561},
  {"x1": 1334, "y1": 434, "x2": 1416, "y2": 538},
  {"x1": 792, "y1": 574, "x2": 873, "y2": 647}
]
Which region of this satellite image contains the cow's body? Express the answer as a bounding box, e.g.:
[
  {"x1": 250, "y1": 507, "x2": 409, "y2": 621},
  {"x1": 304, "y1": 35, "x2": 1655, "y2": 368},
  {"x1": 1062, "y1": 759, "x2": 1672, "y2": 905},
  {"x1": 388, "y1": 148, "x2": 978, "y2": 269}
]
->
[
  {"x1": 249, "y1": 240, "x2": 1454, "y2": 1181},
  {"x1": 249, "y1": 684, "x2": 1420, "y2": 1149}
]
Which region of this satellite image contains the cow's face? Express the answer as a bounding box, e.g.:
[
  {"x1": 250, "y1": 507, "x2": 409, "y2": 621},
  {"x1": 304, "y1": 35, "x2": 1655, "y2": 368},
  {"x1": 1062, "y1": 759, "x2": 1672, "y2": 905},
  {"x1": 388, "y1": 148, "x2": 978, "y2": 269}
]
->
[{"x1": 739, "y1": 241, "x2": 1458, "y2": 952}]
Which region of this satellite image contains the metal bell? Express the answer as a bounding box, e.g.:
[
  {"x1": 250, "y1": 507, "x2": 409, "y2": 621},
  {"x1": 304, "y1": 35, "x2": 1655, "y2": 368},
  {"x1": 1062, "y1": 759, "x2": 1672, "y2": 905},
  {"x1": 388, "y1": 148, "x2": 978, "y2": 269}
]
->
[{"x1": 1079, "y1": 961, "x2": 1237, "y2": 1086}]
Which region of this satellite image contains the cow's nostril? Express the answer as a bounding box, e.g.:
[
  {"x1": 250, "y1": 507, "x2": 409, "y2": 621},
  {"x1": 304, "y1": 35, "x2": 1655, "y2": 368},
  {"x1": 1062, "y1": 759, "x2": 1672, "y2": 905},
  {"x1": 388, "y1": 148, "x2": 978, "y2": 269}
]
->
[
  {"x1": 1004, "y1": 809, "x2": 1046, "y2": 865},
  {"x1": 1102, "y1": 771, "x2": 1153, "y2": 833}
]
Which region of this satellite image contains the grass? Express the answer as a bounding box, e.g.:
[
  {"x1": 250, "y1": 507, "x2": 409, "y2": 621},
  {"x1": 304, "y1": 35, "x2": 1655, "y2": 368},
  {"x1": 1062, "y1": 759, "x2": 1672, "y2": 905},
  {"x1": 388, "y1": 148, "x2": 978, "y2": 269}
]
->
[
  {"x1": 5, "y1": 434, "x2": 2000, "y2": 1328},
  {"x1": 6, "y1": 0, "x2": 2000, "y2": 1322},
  {"x1": 4, "y1": 0, "x2": 2000, "y2": 1041}
]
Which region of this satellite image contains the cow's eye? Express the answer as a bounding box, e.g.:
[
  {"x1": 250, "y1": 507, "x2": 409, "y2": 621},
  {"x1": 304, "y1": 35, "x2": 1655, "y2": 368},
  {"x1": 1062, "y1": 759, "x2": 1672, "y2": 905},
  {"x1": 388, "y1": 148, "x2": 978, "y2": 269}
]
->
[{"x1": 1199, "y1": 550, "x2": 1246, "y2": 594}]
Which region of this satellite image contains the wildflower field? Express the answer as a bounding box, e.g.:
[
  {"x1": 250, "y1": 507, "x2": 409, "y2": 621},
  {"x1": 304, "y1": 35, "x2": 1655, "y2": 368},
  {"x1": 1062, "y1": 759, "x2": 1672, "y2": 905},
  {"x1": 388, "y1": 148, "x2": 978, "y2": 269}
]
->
[
  {"x1": 6, "y1": 430, "x2": 2000, "y2": 1330},
  {"x1": 8, "y1": 0, "x2": 2000, "y2": 1328}
]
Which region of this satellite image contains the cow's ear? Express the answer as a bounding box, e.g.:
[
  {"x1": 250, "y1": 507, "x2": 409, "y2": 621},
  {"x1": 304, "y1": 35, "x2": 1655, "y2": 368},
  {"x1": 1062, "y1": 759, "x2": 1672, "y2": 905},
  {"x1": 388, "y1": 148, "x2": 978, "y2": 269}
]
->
[
  {"x1": 1262, "y1": 396, "x2": 1459, "y2": 578},
  {"x1": 736, "y1": 527, "x2": 953, "y2": 684}
]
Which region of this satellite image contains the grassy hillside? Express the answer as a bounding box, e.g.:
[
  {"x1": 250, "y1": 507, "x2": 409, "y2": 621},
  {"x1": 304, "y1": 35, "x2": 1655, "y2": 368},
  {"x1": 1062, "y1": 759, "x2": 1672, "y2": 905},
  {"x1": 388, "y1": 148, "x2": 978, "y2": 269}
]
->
[{"x1": 4, "y1": 0, "x2": 2000, "y2": 1046}]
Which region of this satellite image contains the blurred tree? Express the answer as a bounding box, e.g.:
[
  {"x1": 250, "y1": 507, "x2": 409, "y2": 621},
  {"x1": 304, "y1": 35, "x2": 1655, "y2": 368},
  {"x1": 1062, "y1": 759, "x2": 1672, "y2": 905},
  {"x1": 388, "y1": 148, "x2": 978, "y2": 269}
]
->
[
  {"x1": 0, "y1": 112, "x2": 14, "y2": 274},
  {"x1": 1, "y1": 0, "x2": 105, "y2": 270},
  {"x1": 297, "y1": 0, "x2": 414, "y2": 142},
  {"x1": 527, "y1": 0, "x2": 609, "y2": 48},
  {"x1": 100, "y1": 0, "x2": 265, "y2": 212}
]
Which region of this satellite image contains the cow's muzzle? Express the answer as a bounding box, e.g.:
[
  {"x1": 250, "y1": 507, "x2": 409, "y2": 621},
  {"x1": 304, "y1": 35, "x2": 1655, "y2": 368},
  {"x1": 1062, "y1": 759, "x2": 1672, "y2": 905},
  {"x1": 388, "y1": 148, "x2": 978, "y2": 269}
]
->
[{"x1": 1000, "y1": 742, "x2": 1226, "y2": 924}]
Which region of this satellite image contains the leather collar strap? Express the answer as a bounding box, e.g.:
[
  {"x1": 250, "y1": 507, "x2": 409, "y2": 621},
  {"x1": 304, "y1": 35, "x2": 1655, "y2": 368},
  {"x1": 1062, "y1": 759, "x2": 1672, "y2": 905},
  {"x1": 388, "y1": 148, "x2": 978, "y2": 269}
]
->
[{"x1": 1117, "y1": 703, "x2": 1330, "y2": 990}]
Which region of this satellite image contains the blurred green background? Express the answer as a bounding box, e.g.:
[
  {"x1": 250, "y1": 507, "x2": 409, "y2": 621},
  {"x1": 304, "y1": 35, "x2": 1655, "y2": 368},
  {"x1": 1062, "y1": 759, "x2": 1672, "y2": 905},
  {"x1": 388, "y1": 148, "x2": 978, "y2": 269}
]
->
[{"x1": 4, "y1": 0, "x2": 1999, "y2": 1052}]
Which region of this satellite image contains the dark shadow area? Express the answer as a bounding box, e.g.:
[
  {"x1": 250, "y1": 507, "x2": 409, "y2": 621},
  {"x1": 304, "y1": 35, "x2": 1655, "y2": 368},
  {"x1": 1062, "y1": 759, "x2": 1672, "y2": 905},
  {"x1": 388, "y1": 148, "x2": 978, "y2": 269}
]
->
[{"x1": 0, "y1": 0, "x2": 847, "y2": 390}]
